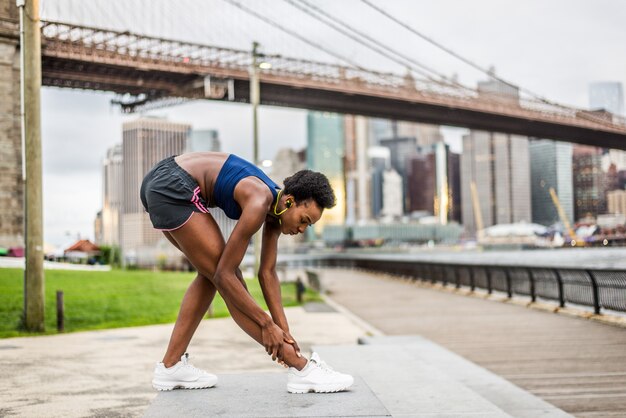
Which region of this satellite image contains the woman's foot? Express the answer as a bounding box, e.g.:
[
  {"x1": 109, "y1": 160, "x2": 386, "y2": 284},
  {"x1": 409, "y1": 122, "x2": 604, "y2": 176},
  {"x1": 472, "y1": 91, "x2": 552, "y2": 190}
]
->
[
  {"x1": 287, "y1": 352, "x2": 354, "y2": 393},
  {"x1": 152, "y1": 353, "x2": 218, "y2": 391}
]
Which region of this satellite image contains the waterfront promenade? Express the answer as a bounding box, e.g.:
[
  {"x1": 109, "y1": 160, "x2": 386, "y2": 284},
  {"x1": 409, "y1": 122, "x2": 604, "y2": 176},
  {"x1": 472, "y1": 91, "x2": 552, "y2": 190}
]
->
[{"x1": 321, "y1": 268, "x2": 626, "y2": 417}]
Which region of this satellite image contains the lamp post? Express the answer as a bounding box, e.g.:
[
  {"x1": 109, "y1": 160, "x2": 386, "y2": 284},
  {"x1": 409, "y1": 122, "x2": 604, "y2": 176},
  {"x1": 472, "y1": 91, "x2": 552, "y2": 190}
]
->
[{"x1": 250, "y1": 42, "x2": 261, "y2": 279}]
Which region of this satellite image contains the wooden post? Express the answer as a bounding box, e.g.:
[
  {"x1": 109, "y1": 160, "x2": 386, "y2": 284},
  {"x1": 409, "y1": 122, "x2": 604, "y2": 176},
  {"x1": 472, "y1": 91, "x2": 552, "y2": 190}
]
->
[
  {"x1": 21, "y1": 0, "x2": 45, "y2": 332},
  {"x1": 56, "y1": 290, "x2": 64, "y2": 332}
]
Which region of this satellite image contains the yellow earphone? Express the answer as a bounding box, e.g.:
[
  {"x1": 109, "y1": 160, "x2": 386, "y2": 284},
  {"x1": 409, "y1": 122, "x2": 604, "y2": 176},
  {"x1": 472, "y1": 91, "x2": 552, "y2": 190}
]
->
[{"x1": 274, "y1": 190, "x2": 291, "y2": 224}]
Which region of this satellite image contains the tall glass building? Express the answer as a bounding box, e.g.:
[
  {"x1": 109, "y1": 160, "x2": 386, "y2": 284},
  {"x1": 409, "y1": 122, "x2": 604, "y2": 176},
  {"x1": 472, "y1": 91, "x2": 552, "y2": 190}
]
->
[
  {"x1": 306, "y1": 112, "x2": 345, "y2": 235},
  {"x1": 529, "y1": 139, "x2": 573, "y2": 226},
  {"x1": 461, "y1": 131, "x2": 531, "y2": 235}
]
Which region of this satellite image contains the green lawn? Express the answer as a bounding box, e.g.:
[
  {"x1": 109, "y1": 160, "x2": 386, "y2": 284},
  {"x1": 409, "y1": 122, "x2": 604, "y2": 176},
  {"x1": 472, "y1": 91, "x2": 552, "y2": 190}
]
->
[{"x1": 0, "y1": 268, "x2": 320, "y2": 338}]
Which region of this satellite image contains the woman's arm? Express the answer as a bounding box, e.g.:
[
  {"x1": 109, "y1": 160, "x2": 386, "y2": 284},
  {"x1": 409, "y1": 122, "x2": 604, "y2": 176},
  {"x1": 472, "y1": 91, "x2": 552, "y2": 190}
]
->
[
  {"x1": 258, "y1": 220, "x2": 290, "y2": 331},
  {"x1": 212, "y1": 196, "x2": 288, "y2": 360},
  {"x1": 213, "y1": 201, "x2": 273, "y2": 328}
]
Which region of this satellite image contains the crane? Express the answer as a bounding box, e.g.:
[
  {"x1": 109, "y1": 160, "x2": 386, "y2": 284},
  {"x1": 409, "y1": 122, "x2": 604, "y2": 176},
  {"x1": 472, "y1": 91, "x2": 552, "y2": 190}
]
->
[
  {"x1": 470, "y1": 181, "x2": 485, "y2": 240},
  {"x1": 549, "y1": 187, "x2": 585, "y2": 247}
]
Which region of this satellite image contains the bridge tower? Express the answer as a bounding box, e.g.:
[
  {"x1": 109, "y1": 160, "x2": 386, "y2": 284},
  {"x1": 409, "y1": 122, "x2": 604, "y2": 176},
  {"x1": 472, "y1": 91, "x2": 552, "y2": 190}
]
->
[{"x1": 0, "y1": 0, "x2": 23, "y2": 247}]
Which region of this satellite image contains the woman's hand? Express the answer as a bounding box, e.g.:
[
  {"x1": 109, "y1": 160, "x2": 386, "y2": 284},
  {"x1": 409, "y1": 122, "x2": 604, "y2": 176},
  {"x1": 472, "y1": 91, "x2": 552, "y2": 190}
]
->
[
  {"x1": 283, "y1": 330, "x2": 301, "y2": 357},
  {"x1": 262, "y1": 322, "x2": 286, "y2": 361}
]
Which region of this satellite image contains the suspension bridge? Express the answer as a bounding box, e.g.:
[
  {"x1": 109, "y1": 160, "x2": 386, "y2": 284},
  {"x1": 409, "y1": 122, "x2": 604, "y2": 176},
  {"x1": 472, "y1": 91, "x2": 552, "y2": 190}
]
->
[{"x1": 34, "y1": 18, "x2": 626, "y2": 149}]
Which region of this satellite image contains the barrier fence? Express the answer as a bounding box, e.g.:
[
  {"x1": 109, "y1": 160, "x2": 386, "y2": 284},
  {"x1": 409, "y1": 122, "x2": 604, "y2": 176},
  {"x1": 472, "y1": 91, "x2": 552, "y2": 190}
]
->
[{"x1": 281, "y1": 254, "x2": 626, "y2": 315}]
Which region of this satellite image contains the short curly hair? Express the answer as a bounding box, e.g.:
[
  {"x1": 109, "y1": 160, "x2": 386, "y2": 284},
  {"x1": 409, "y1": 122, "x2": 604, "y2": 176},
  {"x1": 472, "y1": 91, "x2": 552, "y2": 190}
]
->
[{"x1": 283, "y1": 170, "x2": 336, "y2": 209}]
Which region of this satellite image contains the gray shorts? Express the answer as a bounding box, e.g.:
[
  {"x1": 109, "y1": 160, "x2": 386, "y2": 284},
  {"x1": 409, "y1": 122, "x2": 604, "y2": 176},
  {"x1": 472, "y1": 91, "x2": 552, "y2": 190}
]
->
[{"x1": 140, "y1": 156, "x2": 210, "y2": 230}]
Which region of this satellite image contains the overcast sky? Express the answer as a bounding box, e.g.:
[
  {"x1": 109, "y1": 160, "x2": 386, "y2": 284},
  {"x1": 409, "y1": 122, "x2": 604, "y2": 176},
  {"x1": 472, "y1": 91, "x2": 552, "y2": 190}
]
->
[{"x1": 38, "y1": 0, "x2": 626, "y2": 246}]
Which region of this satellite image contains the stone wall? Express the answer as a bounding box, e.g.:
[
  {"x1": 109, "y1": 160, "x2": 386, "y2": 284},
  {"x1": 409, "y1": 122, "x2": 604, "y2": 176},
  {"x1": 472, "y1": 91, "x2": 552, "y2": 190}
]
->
[{"x1": 0, "y1": 0, "x2": 24, "y2": 247}]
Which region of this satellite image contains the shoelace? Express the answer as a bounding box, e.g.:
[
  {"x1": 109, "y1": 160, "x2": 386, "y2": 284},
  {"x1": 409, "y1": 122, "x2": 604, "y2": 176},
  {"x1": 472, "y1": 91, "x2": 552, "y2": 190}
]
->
[
  {"x1": 315, "y1": 359, "x2": 335, "y2": 373},
  {"x1": 181, "y1": 354, "x2": 204, "y2": 374}
]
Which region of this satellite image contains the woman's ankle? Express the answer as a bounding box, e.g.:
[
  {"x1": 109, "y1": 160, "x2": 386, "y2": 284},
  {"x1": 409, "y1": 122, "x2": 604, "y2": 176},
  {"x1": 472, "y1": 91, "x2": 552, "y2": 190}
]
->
[
  {"x1": 162, "y1": 356, "x2": 181, "y2": 368},
  {"x1": 291, "y1": 356, "x2": 308, "y2": 371}
]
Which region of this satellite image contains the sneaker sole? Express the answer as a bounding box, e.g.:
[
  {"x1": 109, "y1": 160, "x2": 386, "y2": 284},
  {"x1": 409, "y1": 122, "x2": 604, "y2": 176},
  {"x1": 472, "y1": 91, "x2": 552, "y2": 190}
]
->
[
  {"x1": 152, "y1": 379, "x2": 217, "y2": 391},
  {"x1": 287, "y1": 382, "x2": 353, "y2": 394}
]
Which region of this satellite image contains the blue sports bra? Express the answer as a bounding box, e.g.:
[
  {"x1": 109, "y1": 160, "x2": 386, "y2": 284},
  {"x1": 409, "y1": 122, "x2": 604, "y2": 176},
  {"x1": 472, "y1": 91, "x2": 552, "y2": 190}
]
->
[{"x1": 212, "y1": 154, "x2": 279, "y2": 220}]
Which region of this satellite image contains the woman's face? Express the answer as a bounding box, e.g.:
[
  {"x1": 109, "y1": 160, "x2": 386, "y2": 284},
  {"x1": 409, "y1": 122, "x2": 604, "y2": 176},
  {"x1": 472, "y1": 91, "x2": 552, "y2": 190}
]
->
[{"x1": 280, "y1": 198, "x2": 323, "y2": 235}]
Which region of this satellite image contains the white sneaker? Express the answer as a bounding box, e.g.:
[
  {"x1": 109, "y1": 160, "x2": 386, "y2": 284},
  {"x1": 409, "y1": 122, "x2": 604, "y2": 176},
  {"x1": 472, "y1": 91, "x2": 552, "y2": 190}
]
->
[
  {"x1": 287, "y1": 352, "x2": 354, "y2": 393},
  {"x1": 152, "y1": 353, "x2": 218, "y2": 391}
]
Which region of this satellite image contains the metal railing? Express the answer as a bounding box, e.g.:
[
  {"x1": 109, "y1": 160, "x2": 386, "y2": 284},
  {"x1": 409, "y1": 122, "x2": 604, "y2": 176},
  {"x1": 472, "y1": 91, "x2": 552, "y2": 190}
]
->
[{"x1": 281, "y1": 254, "x2": 626, "y2": 314}]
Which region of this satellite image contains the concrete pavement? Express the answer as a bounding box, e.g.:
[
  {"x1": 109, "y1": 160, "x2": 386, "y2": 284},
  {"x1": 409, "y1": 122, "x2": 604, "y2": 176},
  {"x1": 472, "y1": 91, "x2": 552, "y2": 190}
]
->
[{"x1": 0, "y1": 303, "x2": 367, "y2": 417}]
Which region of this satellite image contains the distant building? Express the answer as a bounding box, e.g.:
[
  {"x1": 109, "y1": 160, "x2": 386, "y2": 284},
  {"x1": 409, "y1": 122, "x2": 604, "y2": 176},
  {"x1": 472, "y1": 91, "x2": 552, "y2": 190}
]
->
[
  {"x1": 447, "y1": 151, "x2": 462, "y2": 224},
  {"x1": 572, "y1": 145, "x2": 606, "y2": 221},
  {"x1": 406, "y1": 143, "x2": 461, "y2": 223},
  {"x1": 529, "y1": 139, "x2": 574, "y2": 226},
  {"x1": 607, "y1": 190, "x2": 626, "y2": 215},
  {"x1": 406, "y1": 151, "x2": 436, "y2": 215},
  {"x1": 344, "y1": 115, "x2": 371, "y2": 224},
  {"x1": 94, "y1": 211, "x2": 103, "y2": 245},
  {"x1": 368, "y1": 147, "x2": 390, "y2": 219},
  {"x1": 307, "y1": 112, "x2": 345, "y2": 235},
  {"x1": 382, "y1": 169, "x2": 403, "y2": 219},
  {"x1": 587, "y1": 82, "x2": 624, "y2": 220},
  {"x1": 379, "y1": 136, "x2": 417, "y2": 213},
  {"x1": 187, "y1": 129, "x2": 220, "y2": 152},
  {"x1": 368, "y1": 118, "x2": 393, "y2": 146},
  {"x1": 120, "y1": 118, "x2": 190, "y2": 263},
  {"x1": 270, "y1": 147, "x2": 306, "y2": 187},
  {"x1": 64, "y1": 239, "x2": 100, "y2": 263},
  {"x1": 589, "y1": 81, "x2": 624, "y2": 116},
  {"x1": 461, "y1": 131, "x2": 531, "y2": 235},
  {"x1": 99, "y1": 143, "x2": 123, "y2": 246}
]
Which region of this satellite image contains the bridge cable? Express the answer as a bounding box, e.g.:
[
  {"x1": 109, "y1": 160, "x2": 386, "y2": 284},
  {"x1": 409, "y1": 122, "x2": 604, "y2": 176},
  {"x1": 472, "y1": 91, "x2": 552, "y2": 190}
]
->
[
  {"x1": 220, "y1": 0, "x2": 368, "y2": 70},
  {"x1": 360, "y1": 0, "x2": 566, "y2": 106},
  {"x1": 283, "y1": 0, "x2": 453, "y2": 87}
]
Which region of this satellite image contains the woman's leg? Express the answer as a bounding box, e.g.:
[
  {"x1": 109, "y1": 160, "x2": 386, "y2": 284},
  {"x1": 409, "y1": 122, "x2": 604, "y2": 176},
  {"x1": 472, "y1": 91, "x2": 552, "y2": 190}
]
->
[
  {"x1": 159, "y1": 215, "x2": 221, "y2": 367},
  {"x1": 166, "y1": 213, "x2": 307, "y2": 370},
  {"x1": 161, "y1": 273, "x2": 217, "y2": 367}
]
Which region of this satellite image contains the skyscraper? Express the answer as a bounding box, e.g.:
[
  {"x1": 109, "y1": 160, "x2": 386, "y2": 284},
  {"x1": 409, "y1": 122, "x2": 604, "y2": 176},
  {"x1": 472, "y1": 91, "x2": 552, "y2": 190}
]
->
[
  {"x1": 120, "y1": 118, "x2": 190, "y2": 261},
  {"x1": 368, "y1": 146, "x2": 390, "y2": 219},
  {"x1": 379, "y1": 136, "x2": 417, "y2": 213},
  {"x1": 100, "y1": 143, "x2": 123, "y2": 246},
  {"x1": 572, "y1": 145, "x2": 606, "y2": 221},
  {"x1": 406, "y1": 150, "x2": 436, "y2": 215},
  {"x1": 382, "y1": 169, "x2": 403, "y2": 220},
  {"x1": 407, "y1": 143, "x2": 461, "y2": 223},
  {"x1": 461, "y1": 131, "x2": 531, "y2": 235},
  {"x1": 529, "y1": 139, "x2": 573, "y2": 226},
  {"x1": 307, "y1": 112, "x2": 345, "y2": 234}
]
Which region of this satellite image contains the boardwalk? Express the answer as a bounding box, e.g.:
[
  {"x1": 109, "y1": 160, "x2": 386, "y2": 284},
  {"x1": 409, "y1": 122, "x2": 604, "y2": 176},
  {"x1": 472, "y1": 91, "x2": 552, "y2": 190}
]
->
[{"x1": 322, "y1": 269, "x2": 626, "y2": 418}]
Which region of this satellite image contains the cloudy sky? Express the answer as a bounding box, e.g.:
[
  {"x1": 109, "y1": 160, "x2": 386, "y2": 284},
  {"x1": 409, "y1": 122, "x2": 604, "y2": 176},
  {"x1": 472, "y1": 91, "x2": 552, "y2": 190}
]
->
[{"x1": 38, "y1": 0, "x2": 626, "y2": 246}]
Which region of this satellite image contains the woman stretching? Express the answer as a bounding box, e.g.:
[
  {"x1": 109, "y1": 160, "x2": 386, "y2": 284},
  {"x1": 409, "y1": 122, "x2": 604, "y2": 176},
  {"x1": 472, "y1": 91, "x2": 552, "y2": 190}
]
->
[{"x1": 140, "y1": 152, "x2": 354, "y2": 393}]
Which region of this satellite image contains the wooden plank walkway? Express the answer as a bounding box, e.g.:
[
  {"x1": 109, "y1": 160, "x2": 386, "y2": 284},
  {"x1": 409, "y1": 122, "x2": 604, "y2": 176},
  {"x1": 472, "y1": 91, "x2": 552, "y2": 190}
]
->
[{"x1": 321, "y1": 269, "x2": 626, "y2": 418}]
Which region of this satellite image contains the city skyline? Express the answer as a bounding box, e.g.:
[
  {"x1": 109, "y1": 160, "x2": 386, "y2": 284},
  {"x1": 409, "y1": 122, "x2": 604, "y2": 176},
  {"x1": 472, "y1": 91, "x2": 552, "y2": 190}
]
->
[{"x1": 35, "y1": 0, "x2": 626, "y2": 247}]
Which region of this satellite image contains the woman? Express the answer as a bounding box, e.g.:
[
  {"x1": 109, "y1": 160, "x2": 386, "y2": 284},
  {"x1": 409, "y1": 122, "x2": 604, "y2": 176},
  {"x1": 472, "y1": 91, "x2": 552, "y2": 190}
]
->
[{"x1": 141, "y1": 152, "x2": 354, "y2": 393}]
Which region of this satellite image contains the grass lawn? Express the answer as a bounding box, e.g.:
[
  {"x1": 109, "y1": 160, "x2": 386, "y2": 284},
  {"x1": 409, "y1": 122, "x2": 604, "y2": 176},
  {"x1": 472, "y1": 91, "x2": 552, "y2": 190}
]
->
[{"x1": 0, "y1": 268, "x2": 320, "y2": 338}]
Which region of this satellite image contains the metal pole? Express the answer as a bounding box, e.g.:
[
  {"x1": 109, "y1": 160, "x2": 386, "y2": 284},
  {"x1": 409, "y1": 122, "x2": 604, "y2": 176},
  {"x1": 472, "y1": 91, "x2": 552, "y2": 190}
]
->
[
  {"x1": 20, "y1": 0, "x2": 45, "y2": 332},
  {"x1": 250, "y1": 41, "x2": 261, "y2": 279}
]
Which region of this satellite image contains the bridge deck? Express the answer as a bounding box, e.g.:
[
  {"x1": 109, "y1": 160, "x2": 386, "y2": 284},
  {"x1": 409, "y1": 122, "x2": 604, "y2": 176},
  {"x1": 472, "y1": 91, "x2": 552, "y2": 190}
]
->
[{"x1": 321, "y1": 268, "x2": 626, "y2": 417}]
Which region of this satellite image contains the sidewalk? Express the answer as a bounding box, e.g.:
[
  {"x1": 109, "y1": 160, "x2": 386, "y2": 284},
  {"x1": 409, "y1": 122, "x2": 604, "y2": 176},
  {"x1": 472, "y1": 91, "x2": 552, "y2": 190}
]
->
[
  {"x1": 319, "y1": 268, "x2": 626, "y2": 417},
  {"x1": 0, "y1": 303, "x2": 367, "y2": 417}
]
